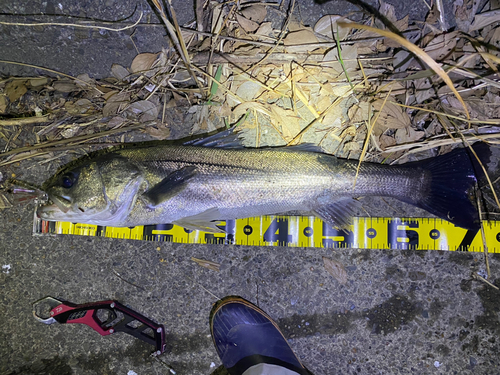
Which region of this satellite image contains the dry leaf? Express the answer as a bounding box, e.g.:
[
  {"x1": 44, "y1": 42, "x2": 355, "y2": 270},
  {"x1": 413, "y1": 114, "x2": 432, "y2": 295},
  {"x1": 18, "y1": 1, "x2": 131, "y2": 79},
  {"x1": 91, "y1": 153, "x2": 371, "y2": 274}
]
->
[
  {"x1": 424, "y1": 32, "x2": 458, "y2": 61},
  {"x1": 331, "y1": 84, "x2": 352, "y2": 97},
  {"x1": 372, "y1": 100, "x2": 410, "y2": 129},
  {"x1": 111, "y1": 64, "x2": 130, "y2": 81},
  {"x1": 211, "y1": 4, "x2": 224, "y2": 34},
  {"x1": 103, "y1": 92, "x2": 131, "y2": 117},
  {"x1": 144, "y1": 122, "x2": 171, "y2": 140},
  {"x1": 413, "y1": 78, "x2": 434, "y2": 104},
  {"x1": 454, "y1": 0, "x2": 481, "y2": 32},
  {"x1": 241, "y1": 5, "x2": 267, "y2": 23},
  {"x1": 271, "y1": 106, "x2": 300, "y2": 141},
  {"x1": 323, "y1": 256, "x2": 348, "y2": 284},
  {"x1": 394, "y1": 15, "x2": 409, "y2": 33},
  {"x1": 5, "y1": 80, "x2": 27, "y2": 102},
  {"x1": 255, "y1": 22, "x2": 274, "y2": 38},
  {"x1": 348, "y1": 102, "x2": 371, "y2": 123},
  {"x1": 191, "y1": 257, "x2": 220, "y2": 272},
  {"x1": 314, "y1": 15, "x2": 352, "y2": 41},
  {"x1": 29, "y1": 77, "x2": 49, "y2": 87},
  {"x1": 64, "y1": 99, "x2": 93, "y2": 115},
  {"x1": 344, "y1": 141, "x2": 361, "y2": 152},
  {"x1": 75, "y1": 74, "x2": 95, "y2": 89},
  {"x1": 0, "y1": 95, "x2": 7, "y2": 113},
  {"x1": 236, "y1": 13, "x2": 260, "y2": 33},
  {"x1": 131, "y1": 53, "x2": 159, "y2": 73},
  {"x1": 283, "y1": 29, "x2": 319, "y2": 53},
  {"x1": 232, "y1": 102, "x2": 272, "y2": 119},
  {"x1": 379, "y1": 0, "x2": 397, "y2": 23},
  {"x1": 395, "y1": 127, "x2": 425, "y2": 143},
  {"x1": 103, "y1": 90, "x2": 118, "y2": 101},
  {"x1": 321, "y1": 104, "x2": 343, "y2": 127},
  {"x1": 235, "y1": 81, "x2": 263, "y2": 101},
  {"x1": 127, "y1": 100, "x2": 159, "y2": 122},
  {"x1": 379, "y1": 134, "x2": 396, "y2": 150},
  {"x1": 469, "y1": 9, "x2": 500, "y2": 32},
  {"x1": 107, "y1": 116, "x2": 127, "y2": 129},
  {"x1": 315, "y1": 96, "x2": 332, "y2": 113},
  {"x1": 53, "y1": 80, "x2": 78, "y2": 93}
]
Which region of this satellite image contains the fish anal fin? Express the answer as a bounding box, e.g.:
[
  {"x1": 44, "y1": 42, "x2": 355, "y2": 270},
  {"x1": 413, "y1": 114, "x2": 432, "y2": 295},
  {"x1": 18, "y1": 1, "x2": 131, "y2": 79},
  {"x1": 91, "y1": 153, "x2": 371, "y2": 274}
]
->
[
  {"x1": 313, "y1": 198, "x2": 360, "y2": 230},
  {"x1": 143, "y1": 166, "x2": 197, "y2": 207},
  {"x1": 173, "y1": 208, "x2": 224, "y2": 233}
]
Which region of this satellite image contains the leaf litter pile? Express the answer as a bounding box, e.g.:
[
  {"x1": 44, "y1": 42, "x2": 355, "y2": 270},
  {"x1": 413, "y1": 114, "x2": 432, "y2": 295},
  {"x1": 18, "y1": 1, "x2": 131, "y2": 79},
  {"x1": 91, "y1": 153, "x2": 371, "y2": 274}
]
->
[{"x1": 1, "y1": 0, "x2": 500, "y2": 219}]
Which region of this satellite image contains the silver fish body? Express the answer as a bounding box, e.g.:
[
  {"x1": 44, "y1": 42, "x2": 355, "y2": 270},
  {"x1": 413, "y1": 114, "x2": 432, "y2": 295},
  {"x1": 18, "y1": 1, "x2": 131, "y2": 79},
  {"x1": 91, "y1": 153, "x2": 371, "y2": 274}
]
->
[{"x1": 37, "y1": 140, "x2": 482, "y2": 230}]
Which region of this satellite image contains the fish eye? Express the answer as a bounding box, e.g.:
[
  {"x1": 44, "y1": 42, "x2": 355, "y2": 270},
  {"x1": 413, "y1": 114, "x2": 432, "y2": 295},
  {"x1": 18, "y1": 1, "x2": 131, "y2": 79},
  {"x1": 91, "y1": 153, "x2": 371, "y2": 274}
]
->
[{"x1": 61, "y1": 173, "x2": 76, "y2": 188}]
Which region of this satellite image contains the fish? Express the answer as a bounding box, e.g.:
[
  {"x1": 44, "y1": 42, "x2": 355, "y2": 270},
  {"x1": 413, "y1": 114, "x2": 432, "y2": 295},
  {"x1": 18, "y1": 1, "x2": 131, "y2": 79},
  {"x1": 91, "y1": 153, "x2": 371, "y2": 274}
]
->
[{"x1": 37, "y1": 129, "x2": 486, "y2": 231}]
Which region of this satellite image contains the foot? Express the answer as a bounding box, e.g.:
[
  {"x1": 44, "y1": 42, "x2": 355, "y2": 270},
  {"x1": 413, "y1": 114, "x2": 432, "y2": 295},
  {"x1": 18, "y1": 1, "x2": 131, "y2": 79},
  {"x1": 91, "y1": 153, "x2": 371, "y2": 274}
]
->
[{"x1": 210, "y1": 296, "x2": 310, "y2": 375}]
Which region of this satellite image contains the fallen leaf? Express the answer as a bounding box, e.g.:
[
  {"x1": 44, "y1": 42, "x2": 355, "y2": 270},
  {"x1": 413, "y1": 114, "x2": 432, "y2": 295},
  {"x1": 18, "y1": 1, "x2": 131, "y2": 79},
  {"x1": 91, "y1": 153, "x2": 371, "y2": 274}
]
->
[
  {"x1": 103, "y1": 90, "x2": 119, "y2": 101},
  {"x1": 314, "y1": 15, "x2": 352, "y2": 40},
  {"x1": 323, "y1": 256, "x2": 348, "y2": 284},
  {"x1": 103, "y1": 92, "x2": 131, "y2": 117},
  {"x1": 413, "y1": 78, "x2": 434, "y2": 104},
  {"x1": 211, "y1": 3, "x2": 224, "y2": 34},
  {"x1": 29, "y1": 77, "x2": 49, "y2": 87},
  {"x1": 372, "y1": 100, "x2": 410, "y2": 129},
  {"x1": 232, "y1": 102, "x2": 272, "y2": 119},
  {"x1": 236, "y1": 13, "x2": 260, "y2": 33},
  {"x1": 75, "y1": 74, "x2": 95, "y2": 89},
  {"x1": 379, "y1": 134, "x2": 396, "y2": 150},
  {"x1": 5, "y1": 80, "x2": 27, "y2": 102},
  {"x1": 111, "y1": 64, "x2": 130, "y2": 81},
  {"x1": 283, "y1": 29, "x2": 319, "y2": 53},
  {"x1": 469, "y1": 9, "x2": 500, "y2": 32},
  {"x1": 348, "y1": 101, "x2": 371, "y2": 123},
  {"x1": 454, "y1": 0, "x2": 481, "y2": 32},
  {"x1": 424, "y1": 32, "x2": 458, "y2": 61},
  {"x1": 344, "y1": 141, "x2": 361, "y2": 152},
  {"x1": 144, "y1": 121, "x2": 171, "y2": 139},
  {"x1": 0, "y1": 95, "x2": 7, "y2": 113},
  {"x1": 255, "y1": 22, "x2": 274, "y2": 38},
  {"x1": 235, "y1": 81, "x2": 263, "y2": 101},
  {"x1": 395, "y1": 127, "x2": 425, "y2": 143},
  {"x1": 53, "y1": 80, "x2": 78, "y2": 93},
  {"x1": 127, "y1": 100, "x2": 159, "y2": 122},
  {"x1": 191, "y1": 257, "x2": 220, "y2": 272},
  {"x1": 271, "y1": 106, "x2": 300, "y2": 141},
  {"x1": 379, "y1": 0, "x2": 397, "y2": 23},
  {"x1": 241, "y1": 4, "x2": 267, "y2": 23},
  {"x1": 107, "y1": 116, "x2": 127, "y2": 129},
  {"x1": 131, "y1": 53, "x2": 159, "y2": 73}
]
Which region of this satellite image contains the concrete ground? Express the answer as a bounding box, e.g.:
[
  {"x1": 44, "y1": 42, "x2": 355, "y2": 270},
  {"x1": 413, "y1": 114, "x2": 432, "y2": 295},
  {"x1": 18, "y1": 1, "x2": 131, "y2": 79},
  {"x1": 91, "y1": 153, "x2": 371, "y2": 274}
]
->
[{"x1": 1, "y1": 1, "x2": 500, "y2": 375}]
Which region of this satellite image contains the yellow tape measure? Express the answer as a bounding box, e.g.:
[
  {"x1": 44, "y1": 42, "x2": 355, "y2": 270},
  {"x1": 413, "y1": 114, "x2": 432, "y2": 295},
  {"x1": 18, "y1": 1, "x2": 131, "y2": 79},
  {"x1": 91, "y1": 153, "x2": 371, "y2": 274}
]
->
[{"x1": 33, "y1": 215, "x2": 500, "y2": 252}]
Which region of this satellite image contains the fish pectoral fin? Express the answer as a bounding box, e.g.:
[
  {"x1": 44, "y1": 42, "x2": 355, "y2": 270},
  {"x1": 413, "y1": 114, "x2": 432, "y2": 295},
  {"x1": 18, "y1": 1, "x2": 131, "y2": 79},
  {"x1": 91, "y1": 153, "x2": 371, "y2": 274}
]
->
[
  {"x1": 173, "y1": 208, "x2": 224, "y2": 233},
  {"x1": 313, "y1": 198, "x2": 360, "y2": 230},
  {"x1": 143, "y1": 166, "x2": 197, "y2": 207}
]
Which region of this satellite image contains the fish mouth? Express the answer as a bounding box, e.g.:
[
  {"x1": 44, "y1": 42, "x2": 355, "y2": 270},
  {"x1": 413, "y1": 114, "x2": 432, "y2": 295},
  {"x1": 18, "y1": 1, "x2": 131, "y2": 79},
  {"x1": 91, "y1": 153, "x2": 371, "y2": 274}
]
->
[
  {"x1": 37, "y1": 195, "x2": 71, "y2": 219},
  {"x1": 49, "y1": 195, "x2": 72, "y2": 213}
]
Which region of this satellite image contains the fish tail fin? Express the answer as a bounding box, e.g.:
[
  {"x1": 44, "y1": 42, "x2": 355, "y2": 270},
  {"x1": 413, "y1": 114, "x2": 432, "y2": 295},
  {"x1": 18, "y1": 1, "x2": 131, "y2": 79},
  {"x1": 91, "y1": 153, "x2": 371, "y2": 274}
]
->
[{"x1": 408, "y1": 143, "x2": 491, "y2": 230}]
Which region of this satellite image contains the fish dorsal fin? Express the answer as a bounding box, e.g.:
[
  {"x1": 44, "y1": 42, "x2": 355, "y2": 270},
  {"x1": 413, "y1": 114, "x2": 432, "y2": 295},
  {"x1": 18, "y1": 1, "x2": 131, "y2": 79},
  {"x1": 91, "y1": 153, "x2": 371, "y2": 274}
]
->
[
  {"x1": 184, "y1": 128, "x2": 244, "y2": 149},
  {"x1": 313, "y1": 198, "x2": 360, "y2": 230},
  {"x1": 185, "y1": 127, "x2": 324, "y2": 153},
  {"x1": 143, "y1": 166, "x2": 197, "y2": 207}
]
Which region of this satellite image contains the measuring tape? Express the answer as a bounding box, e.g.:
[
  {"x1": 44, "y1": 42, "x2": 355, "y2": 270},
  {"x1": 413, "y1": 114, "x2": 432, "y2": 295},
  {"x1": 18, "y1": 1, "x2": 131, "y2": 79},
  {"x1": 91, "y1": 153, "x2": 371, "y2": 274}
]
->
[{"x1": 33, "y1": 215, "x2": 500, "y2": 253}]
